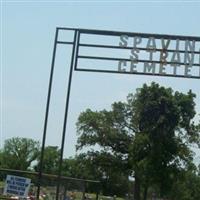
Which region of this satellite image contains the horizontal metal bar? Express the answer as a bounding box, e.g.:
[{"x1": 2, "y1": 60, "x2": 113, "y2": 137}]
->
[
  {"x1": 57, "y1": 41, "x2": 74, "y2": 45},
  {"x1": 57, "y1": 27, "x2": 78, "y2": 31},
  {"x1": 57, "y1": 27, "x2": 200, "y2": 41},
  {"x1": 79, "y1": 43, "x2": 200, "y2": 54},
  {"x1": 78, "y1": 55, "x2": 200, "y2": 67},
  {"x1": 75, "y1": 68, "x2": 200, "y2": 79},
  {"x1": 80, "y1": 30, "x2": 200, "y2": 41},
  {"x1": 0, "y1": 168, "x2": 100, "y2": 183}
]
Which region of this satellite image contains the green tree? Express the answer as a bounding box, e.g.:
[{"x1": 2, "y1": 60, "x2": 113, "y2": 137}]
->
[
  {"x1": 129, "y1": 83, "x2": 199, "y2": 198},
  {"x1": 2, "y1": 137, "x2": 40, "y2": 170},
  {"x1": 169, "y1": 166, "x2": 200, "y2": 200},
  {"x1": 34, "y1": 146, "x2": 60, "y2": 174},
  {"x1": 62, "y1": 156, "x2": 101, "y2": 193},
  {"x1": 71, "y1": 152, "x2": 129, "y2": 196},
  {"x1": 62, "y1": 155, "x2": 93, "y2": 179},
  {"x1": 76, "y1": 82, "x2": 199, "y2": 200}
]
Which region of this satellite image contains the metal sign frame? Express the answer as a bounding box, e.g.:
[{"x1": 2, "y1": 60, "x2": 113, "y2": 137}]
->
[{"x1": 37, "y1": 27, "x2": 200, "y2": 200}]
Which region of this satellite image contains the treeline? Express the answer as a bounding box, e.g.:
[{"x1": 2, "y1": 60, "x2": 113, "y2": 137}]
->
[{"x1": 1, "y1": 82, "x2": 200, "y2": 200}]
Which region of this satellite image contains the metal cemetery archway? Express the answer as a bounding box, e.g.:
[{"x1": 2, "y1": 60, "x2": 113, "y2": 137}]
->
[{"x1": 37, "y1": 27, "x2": 200, "y2": 200}]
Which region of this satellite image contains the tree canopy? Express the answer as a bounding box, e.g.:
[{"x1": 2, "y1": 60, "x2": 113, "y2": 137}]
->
[
  {"x1": 1, "y1": 137, "x2": 40, "y2": 171},
  {"x1": 76, "y1": 82, "x2": 200, "y2": 200},
  {"x1": 34, "y1": 146, "x2": 60, "y2": 174}
]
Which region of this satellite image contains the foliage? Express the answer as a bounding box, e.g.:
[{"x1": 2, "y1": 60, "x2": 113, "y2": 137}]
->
[
  {"x1": 76, "y1": 82, "x2": 200, "y2": 200},
  {"x1": 1, "y1": 137, "x2": 40, "y2": 171},
  {"x1": 34, "y1": 146, "x2": 60, "y2": 174},
  {"x1": 169, "y1": 168, "x2": 200, "y2": 200}
]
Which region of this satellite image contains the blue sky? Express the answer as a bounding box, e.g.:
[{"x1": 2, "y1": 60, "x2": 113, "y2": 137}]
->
[{"x1": 1, "y1": 1, "x2": 200, "y2": 162}]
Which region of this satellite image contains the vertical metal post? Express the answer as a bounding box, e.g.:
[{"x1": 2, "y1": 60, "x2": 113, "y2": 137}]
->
[
  {"x1": 96, "y1": 191, "x2": 99, "y2": 200},
  {"x1": 55, "y1": 31, "x2": 79, "y2": 200},
  {"x1": 82, "y1": 181, "x2": 86, "y2": 200},
  {"x1": 37, "y1": 28, "x2": 59, "y2": 200},
  {"x1": 74, "y1": 31, "x2": 80, "y2": 71}
]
